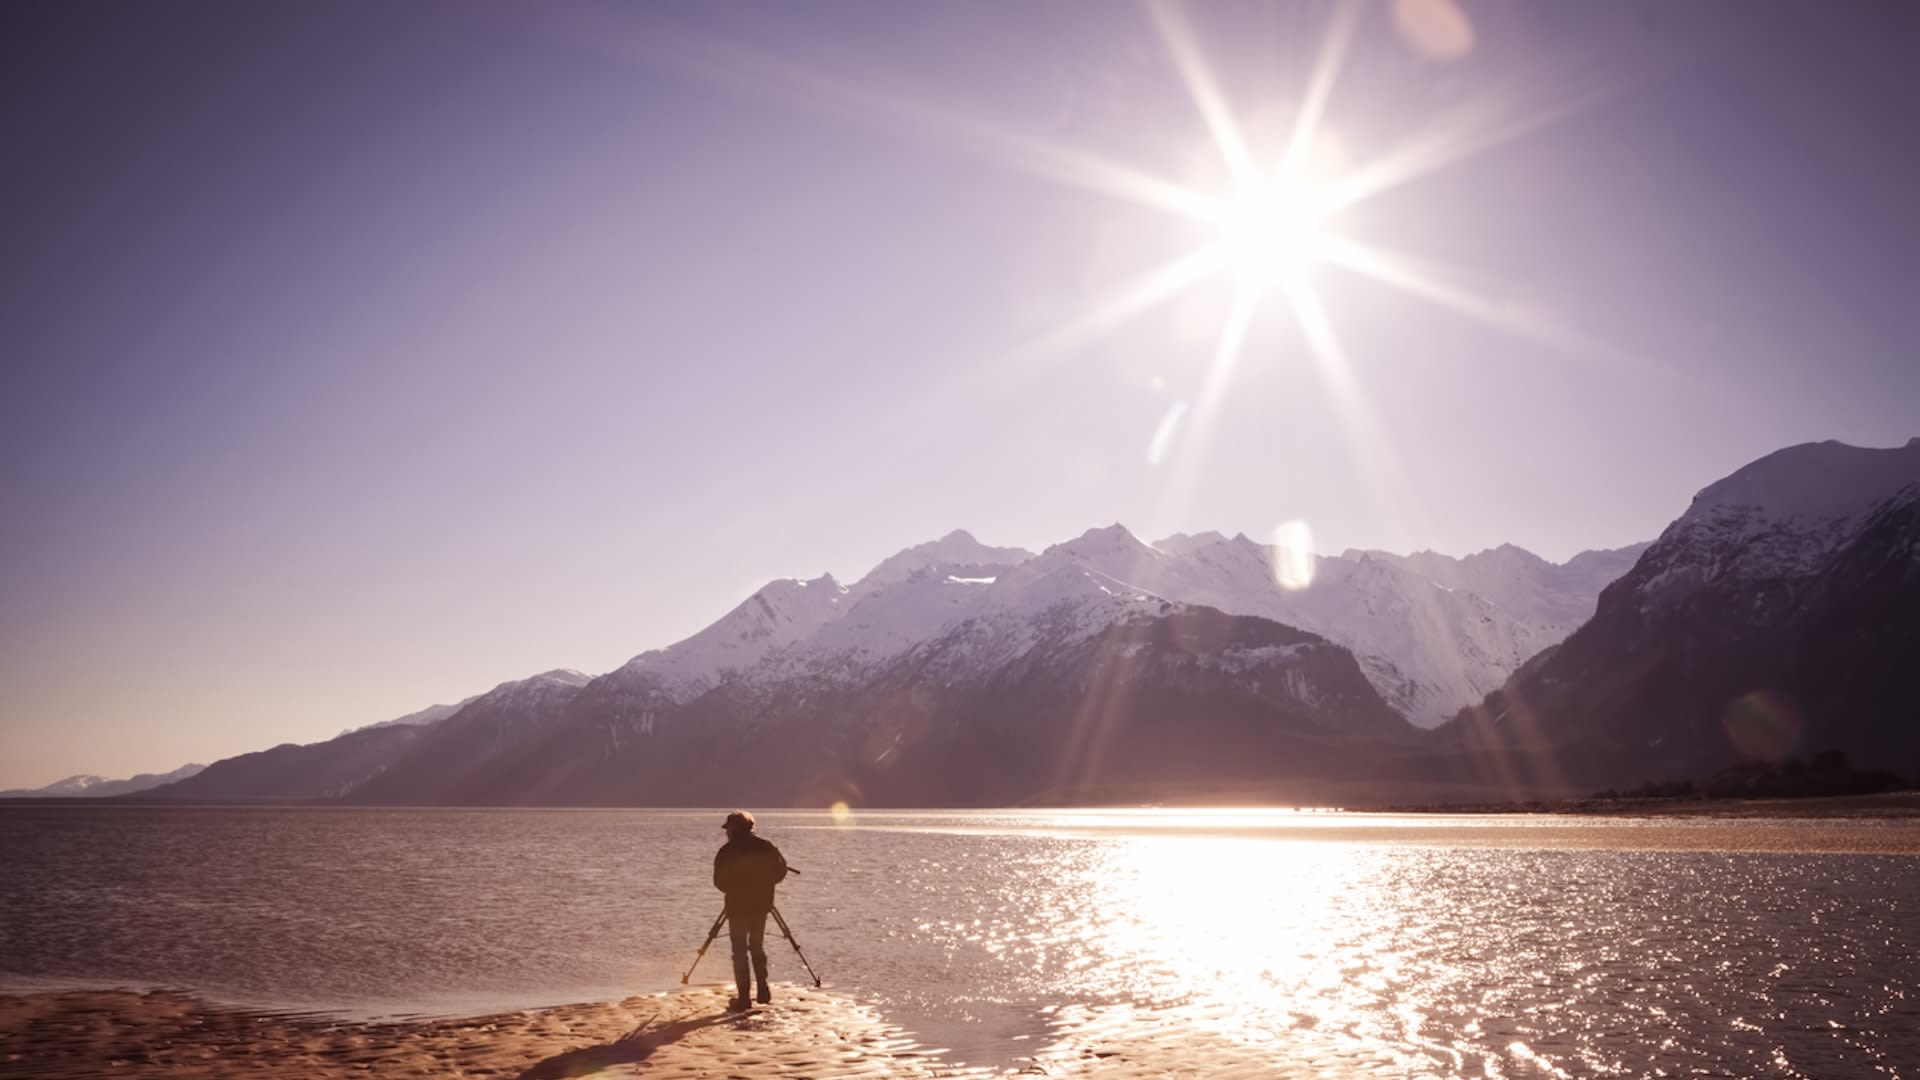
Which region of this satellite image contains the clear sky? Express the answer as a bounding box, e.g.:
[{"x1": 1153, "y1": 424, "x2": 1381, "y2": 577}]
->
[{"x1": 4, "y1": 0, "x2": 1917, "y2": 788}]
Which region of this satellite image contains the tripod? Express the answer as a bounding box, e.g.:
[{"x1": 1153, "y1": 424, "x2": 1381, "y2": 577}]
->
[{"x1": 681, "y1": 904, "x2": 823, "y2": 988}]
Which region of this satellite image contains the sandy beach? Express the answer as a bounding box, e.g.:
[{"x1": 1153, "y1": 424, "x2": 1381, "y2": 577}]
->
[{"x1": 0, "y1": 984, "x2": 1286, "y2": 1080}]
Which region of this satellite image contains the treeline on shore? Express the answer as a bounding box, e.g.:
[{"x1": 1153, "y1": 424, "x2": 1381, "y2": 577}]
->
[{"x1": 1597, "y1": 751, "x2": 1910, "y2": 802}]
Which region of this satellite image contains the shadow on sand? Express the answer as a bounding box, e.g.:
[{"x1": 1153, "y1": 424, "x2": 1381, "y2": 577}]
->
[{"x1": 516, "y1": 1010, "x2": 733, "y2": 1079}]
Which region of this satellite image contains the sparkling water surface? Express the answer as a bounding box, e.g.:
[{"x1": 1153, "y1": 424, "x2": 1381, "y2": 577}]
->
[{"x1": 2, "y1": 805, "x2": 1916, "y2": 1077}]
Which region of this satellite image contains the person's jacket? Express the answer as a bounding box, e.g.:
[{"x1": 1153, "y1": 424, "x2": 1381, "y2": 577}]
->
[{"x1": 713, "y1": 833, "x2": 788, "y2": 915}]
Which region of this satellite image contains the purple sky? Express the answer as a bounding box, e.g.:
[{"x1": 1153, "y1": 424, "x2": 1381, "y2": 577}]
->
[{"x1": 4, "y1": 0, "x2": 1917, "y2": 787}]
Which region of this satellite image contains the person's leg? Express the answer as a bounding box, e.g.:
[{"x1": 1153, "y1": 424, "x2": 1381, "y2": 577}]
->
[
  {"x1": 726, "y1": 913, "x2": 752, "y2": 1008},
  {"x1": 744, "y1": 909, "x2": 771, "y2": 1002}
]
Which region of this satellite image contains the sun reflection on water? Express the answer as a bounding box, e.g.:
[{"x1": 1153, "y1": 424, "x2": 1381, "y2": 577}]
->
[
  {"x1": 830, "y1": 811, "x2": 1919, "y2": 1077},
  {"x1": 9, "y1": 810, "x2": 1917, "y2": 1076}
]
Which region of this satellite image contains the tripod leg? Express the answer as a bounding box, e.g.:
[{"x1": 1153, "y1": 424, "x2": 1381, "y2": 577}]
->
[
  {"x1": 768, "y1": 905, "x2": 823, "y2": 987},
  {"x1": 680, "y1": 907, "x2": 729, "y2": 984}
]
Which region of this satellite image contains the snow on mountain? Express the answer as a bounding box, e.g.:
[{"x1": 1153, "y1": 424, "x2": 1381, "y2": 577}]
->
[
  {"x1": 1151, "y1": 530, "x2": 1230, "y2": 556},
  {"x1": 0, "y1": 763, "x2": 207, "y2": 799},
  {"x1": 607, "y1": 573, "x2": 850, "y2": 701},
  {"x1": 1039, "y1": 524, "x2": 1171, "y2": 583},
  {"x1": 764, "y1": 527, "x2": 1165, "y2": 681},
  {"x1": 757, "y1": 522, "x2": 1605, "y2": 728},
  {"x1": 1445, "y1": 437, "x2": 1920, "y2": 787},
  {"x1": 1356, "y1": 541, "x2": 1653, "y2": 640},
  {"x1": 470, "y1": 521, "x2": 1641, "y2": 744},
  {"x1": 1685, "y1": 438, "x2": 1920, "y2": 524},
  {"x1": 854, "y1": 529, "x2": 1035, "y2": 588},
  {"x1": 1639, "y1": 439, "x2": 1920, "y2": 609},
  {"x1": 20, "y1": 774, "x2": 110, "y2": 796},
  {"x1": 471, "y1": 668, "x2": 591, "y2": 708},
  {"x1": 724, "y1": 523, "x2": 1631, "y2": 729},
  {"x1": 899, "y1": 526, "x2": 1574, "y2": 727},
  {"x1": 143, "y1": 516, "x2": 1659, "y2": 803},
  {"x1": 803, "y1": 570, "x2": 1003, "y2": 662},
  {"x1": 1128, "y1": 535, "x2": 1549, "y2": 727},
  {"x1": 796, "y1": 529, "x2": 1038, "y2": 663}
]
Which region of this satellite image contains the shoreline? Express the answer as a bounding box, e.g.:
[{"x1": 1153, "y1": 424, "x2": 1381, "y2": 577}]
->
[
  {"x1": 1367, "y1": 789, "x2": 1920, "y2": 819},
  {"x1": 6, "y1": 790, "x2": 1918, "y2": 817},
  {"x1": 0, "y1": 984, "x2": 1278, "y2": 1080}
]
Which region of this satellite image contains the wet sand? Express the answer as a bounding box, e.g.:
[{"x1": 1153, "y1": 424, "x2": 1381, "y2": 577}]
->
[{"x1": 0, "y1": 985, "x2": 1281, "y2": 1079}]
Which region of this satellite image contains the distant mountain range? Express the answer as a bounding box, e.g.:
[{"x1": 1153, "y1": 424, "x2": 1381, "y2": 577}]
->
[
  {"x1": 126, "y1": 437, "x2": 1918, "y2": 806},
  {"x1": 1, "y1": 763, "x2": 205, "y2": 799},
  {"x1": 141, "y1": 528, "x2": 1636, "y2": 805}
]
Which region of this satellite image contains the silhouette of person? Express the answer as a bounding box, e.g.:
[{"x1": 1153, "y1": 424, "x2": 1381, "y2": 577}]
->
[{"x1": 713, "y1": 809, "x2": 788, "y2": 1010}]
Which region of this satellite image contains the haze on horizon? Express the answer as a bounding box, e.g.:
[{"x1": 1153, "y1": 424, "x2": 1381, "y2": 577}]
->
[{"x1": 3, "y1": 0, "x2": 1917, "y2": 789}]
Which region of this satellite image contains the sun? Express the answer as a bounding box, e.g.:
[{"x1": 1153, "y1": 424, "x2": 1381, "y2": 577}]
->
[{"x1": 1214, "y1": 172, "x2": 1333, "y2": 287}]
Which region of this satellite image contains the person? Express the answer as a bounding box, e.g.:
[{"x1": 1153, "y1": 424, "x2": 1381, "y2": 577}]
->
[{"x1": 712, "y1": 809, "x2": 788, "y2": 1011}]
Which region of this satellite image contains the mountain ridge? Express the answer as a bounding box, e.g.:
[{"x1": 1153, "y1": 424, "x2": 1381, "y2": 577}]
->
[
  {"x1": 0, "y1": 763, "x2": 207, "y2": 799},
  {"x1": 135, "y1": 525, "x2": 1644, "y2": 804},
  {"x1": 1442, "y1": 438, "x2": 1920, "y2": 791}
]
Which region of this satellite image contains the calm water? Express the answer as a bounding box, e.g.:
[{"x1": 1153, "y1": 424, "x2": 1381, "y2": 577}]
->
[{"x1": 2, "y1": 805, "x2": 1917, "y2": 1077}]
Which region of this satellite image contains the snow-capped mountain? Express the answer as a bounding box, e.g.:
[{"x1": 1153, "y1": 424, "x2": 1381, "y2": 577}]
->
[
  {"x1": 1357, "y1": 541, "x2": 1651, "y2": 640},
  {"x1": 852, "y1": 528, "x2": 1036, "y2": 588},
  {"x1": 1446, "y1": 438, "x2": 1920, "y2": 788},
  {"x1": 471, "y1": 668, "x2": 591, "y2": 709},
  {"x1": 759, "y1": 519, "x2": 1610, "y2": 728},
  {"x1": 135, "y1": 437, "x2": 1919, "y2": 806},
  {"x1": 1126, "y1": 533, "x2": 1558, "y2": 727},
  {"x1": 595, "y1": 573, "x2": 850, "y2": 708},
  {"x1": 0, "y1": 763, "x2": 205, "y2": 799},
  {"x1": 147, "y1": 514, "x2": 1651, "y2": 804},
  {"x1": 1635, "y1": 439, "x2": 1920, "y2": 612},
  {"x1": 715, "y1": 520, "x2": 1614, "y2": 729},
  {"x1": 357, "y1": 603, "x2": 1414, "y2": 807}
]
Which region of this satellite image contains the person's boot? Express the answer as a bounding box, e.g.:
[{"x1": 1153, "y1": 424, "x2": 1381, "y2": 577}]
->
[
  {"x1": 730, "y1": 952, "x2": 753, "y2": 1011},
  {"x1": 756, "y1": 982, "x2": 771, "y2": 1005}
]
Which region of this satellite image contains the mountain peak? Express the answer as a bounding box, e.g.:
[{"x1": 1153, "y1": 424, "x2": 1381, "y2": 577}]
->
[
  {"x1": 1685, "y1": 439, "x2": 1920, "y2": 524},
  {"x1": 1151, "y1": 529, "x2": 1228, "y2": 555},
  {"x1": 1468, "y1": 543, "x2": 1550, "y2": 568},
  {"x1": 761, "y1": 573, "x2": 842, "y2": 596},
  {"x1": 487, "y1": 668, "x2": 591, "y2": 696},
  {"x1": 857, "y1": 531, "x2": 1034, "y2": 588},
  {"x1": 1060, "y1": 523, "x2": 1142, "y2": 549}
]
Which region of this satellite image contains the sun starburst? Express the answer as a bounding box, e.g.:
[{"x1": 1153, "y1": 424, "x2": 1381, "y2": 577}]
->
[
  {"x1": 595, "y1": 0, "x2": 1625, "y2": 522},
  {"x1": 1212, "y1": 171, "x2": 1336, "y2": 288}
]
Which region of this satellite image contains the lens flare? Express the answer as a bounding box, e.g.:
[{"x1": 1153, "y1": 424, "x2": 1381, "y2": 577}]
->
[
  {"x1": 1147, "y1": 401, "x2": 1189, "y2": 466},
  {"x1": 1272, "y1": 520, "x2": 1316, "y2": 590},
  {"x1": 1393, "y1": 0, "x2": 1476, "y2": 61},
  {"x1": 1722, "y1": 690, "x2": 1803, "y2": 764},
  {"x1": 830, "y1": 801, "x2": 854, "y2": 826}
]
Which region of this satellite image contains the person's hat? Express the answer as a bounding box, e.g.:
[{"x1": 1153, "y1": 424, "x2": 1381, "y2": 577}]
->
[{"x1": 722, "y1": 810, "x2": 755, "y2": 832}]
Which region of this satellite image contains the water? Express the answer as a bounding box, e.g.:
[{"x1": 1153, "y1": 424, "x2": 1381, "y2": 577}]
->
[{"x1": 3, "y1": 805, "x2": 1917, "y2": 1077}]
